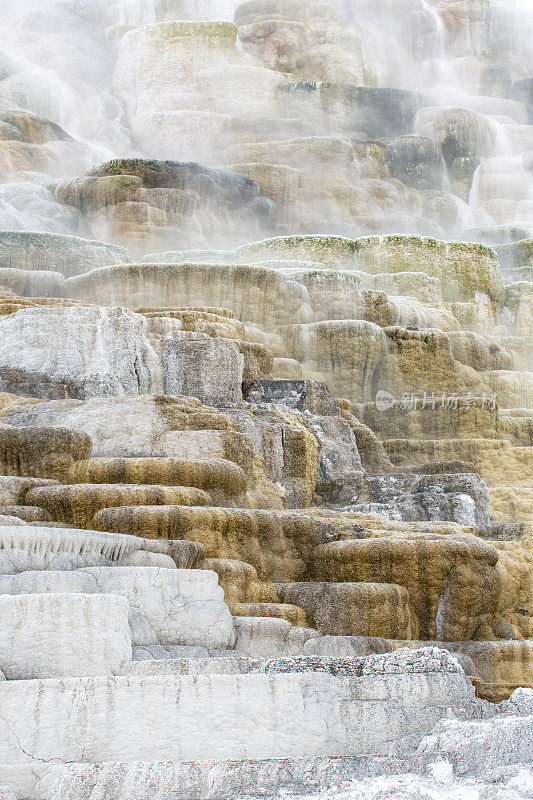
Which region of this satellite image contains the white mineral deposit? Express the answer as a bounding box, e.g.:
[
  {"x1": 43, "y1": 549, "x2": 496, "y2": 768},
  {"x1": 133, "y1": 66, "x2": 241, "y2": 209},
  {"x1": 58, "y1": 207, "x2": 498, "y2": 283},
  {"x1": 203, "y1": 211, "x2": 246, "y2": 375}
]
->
[{"x1": 0, "y1": 0, "x2": 530, "y2": 798}]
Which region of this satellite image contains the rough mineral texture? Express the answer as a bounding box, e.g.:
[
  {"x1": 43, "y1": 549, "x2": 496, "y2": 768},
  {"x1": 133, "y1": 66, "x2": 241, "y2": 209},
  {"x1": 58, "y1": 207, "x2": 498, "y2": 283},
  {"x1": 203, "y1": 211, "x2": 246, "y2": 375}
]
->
[{"x1": 0, "y1": 0, "x2": 531, "y2": 798}]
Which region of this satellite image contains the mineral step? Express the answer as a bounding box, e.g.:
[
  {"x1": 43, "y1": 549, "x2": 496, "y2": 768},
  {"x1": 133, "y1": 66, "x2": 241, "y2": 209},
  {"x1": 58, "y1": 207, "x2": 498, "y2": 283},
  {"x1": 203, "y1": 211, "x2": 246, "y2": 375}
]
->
[
  {"x1": 0, "y1": 420, "x2": 257, "y2": 481},
  {"x1": 139, "y1": 307, "x2": 247, "y2": 338},
  {"x1": 3, "y1": 730, "x2": 531, "y2": 800},
  {"x1": 68, "y1": 457, "x2": 249, "y2": 500},
  {"x1": 305, "y1": 637, "x2": 533, "y2": 703},
  {"x1": 201, "y1": 557, "x2": 262, "y2": 604},
  {"x1": 24, "y1": 483, "x2": 214, "y2": 528},
  {"x1": 91, "y1": 504, "x2": 514, "y2": 642},
  {"x1": 388, "y1": 640, "x2": 533, "y2": 703},
  {"x1": 0, "y1": 651, "x2": 482, "y2": 765},
  {"x1": 265, "y1": 582, "x2": 414, "y2": 638},
  {"x1": 229, "y1": 602, "x2": 307, "y2": 627},
  {"x1": 92, "y1": 506, "x2": 337, "y2": 582},
  {"x1": 0, "y1": 525, "x2": 205, "y2": 571},
  {"x1": 384, "y1": 438, "x2": 533, "y2": 484},
  {"x1": 135, "y1": 306, "x2": 236, "y2": 318},
  {"x1": 0, "y1": 476, "x2": 60, "y2": 503},
  {"x1": 232, "y1": 616, "x2": 320, "y2": 658},
  {"x1": 0, "y1": 505, "x2": 51, "y2": 522},
  {"x1": 0, "y1": 572, "x2": 235, "y2": 664},
  {"x1": 488, "y1": 486, "x2": 533, "y2": 522}
]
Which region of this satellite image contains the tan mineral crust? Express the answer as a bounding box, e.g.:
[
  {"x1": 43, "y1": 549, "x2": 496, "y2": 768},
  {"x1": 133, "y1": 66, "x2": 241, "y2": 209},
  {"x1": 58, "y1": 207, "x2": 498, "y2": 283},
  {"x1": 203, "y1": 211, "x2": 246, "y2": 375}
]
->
[{"x1": 0, "y1": 0, "x2": 530, "y2": 798}]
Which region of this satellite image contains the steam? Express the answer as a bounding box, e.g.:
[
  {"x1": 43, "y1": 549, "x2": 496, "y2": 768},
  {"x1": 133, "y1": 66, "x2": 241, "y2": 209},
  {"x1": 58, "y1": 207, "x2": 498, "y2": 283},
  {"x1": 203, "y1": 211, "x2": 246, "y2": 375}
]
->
[
  {"x1": 0, "y1": 0, "x2": 530, "y2": 249},
  {"x1": 2, "y1": 0, "x2": 56, "y2": 8}
]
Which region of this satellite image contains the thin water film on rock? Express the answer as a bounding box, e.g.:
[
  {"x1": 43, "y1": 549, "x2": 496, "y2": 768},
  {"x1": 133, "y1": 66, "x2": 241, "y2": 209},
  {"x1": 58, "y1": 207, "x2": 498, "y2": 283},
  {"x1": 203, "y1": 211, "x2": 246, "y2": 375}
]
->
[{"x1": 0, "y1": 0, "x2": 531, "y2": 799}]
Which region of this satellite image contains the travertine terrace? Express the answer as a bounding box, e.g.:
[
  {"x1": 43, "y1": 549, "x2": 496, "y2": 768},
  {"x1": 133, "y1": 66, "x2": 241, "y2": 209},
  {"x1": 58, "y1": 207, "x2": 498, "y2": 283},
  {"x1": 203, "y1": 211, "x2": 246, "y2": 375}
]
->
[{"x1": 0, "y1": 0, "x2": 531, "y2": 798}]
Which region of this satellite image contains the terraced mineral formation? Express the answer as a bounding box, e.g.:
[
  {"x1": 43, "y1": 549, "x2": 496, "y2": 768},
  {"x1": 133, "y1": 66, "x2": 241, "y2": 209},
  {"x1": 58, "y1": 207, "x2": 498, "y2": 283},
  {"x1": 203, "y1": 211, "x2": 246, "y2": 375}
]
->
[{"x1": 0, "y1": 0, "x2": 530, "y2": 799}]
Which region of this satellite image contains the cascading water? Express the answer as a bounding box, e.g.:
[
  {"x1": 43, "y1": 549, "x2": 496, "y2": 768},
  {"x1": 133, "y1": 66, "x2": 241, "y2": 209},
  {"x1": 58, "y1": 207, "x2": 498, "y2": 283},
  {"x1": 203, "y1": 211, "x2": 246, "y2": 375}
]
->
[
  {"x1": 0, "y1": 0, "x2": 530, "y2": 243},
  {"x1": 0, "y1": 2, "x2": 531, "y2": 800}
]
